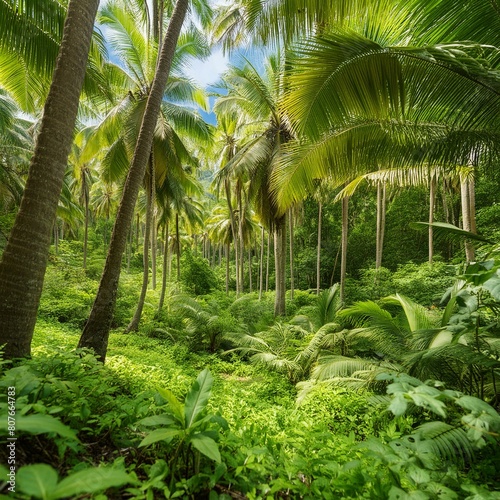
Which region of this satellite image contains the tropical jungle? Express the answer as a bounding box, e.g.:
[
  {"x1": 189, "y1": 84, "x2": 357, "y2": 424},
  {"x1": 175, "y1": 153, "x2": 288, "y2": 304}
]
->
[{"x1": 0, "y1": 0, "x2": 500, "y2": 498}]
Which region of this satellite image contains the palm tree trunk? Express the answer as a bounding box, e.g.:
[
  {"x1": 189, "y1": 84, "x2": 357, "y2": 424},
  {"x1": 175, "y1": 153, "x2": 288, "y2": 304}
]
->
[
  {"x1": 176, "y1": 213, "x2": 181, "y2": 280},
  {"x1": 460, "y1": 176, "x2": 475, "y2": 262},
  {"x1": 248, "y1": 247, "x2": 253, "y2": 293},
  {"x1": 78, "y1": 0, "x2": 189, "y2": 361},
  {"x1": 316, "y1": 200, "x2": 322, "y2": 294},
  {"x1": 158, "y1": 221, "x2": 169, "y2": 313},
  {"x1": 429, "y1": 175, "x2": 436, "y2": 264},
  {"x1": 340, "y1": 196, "x2": 349, "y2": 305},
  {"x1": 151, "y1": 212, "x2": 157, "y2": 289},
  {"x1": 259, "y1": 226, "x2": 264, "y2": 300},
  {"x1": 274, "y1": 215, "x2": 287, "y2": 317},
  {"x1": 266, "y1": 231, "x2": 270, "y2": 292},
  {"x1": 225, "y1": 240, "x2": 230, "y2": 294},
  {"x1": 375, "y1": 183, "x2": 386, "y2": 269},
  {"x1": 83, "y1": 198, "x2": 89, "y2": 271},
  {"x1": 224, "y1": 179, "x2": 239, "y2": 295},
  {"x1": 126, "y1": 161, "x2": 154, "y2": 333},
  {"x1": 288, "y1": 208, "x2": 294, "y2": 301},
  {"x1": 237, "y1": 185, "x2": 244, "y2": 293},
  {"x1": 0, "y1": 0, "x2": 99, "y2": 359}
]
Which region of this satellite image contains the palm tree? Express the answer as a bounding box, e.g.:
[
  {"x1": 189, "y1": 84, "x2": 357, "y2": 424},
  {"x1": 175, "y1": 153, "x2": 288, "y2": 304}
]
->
[
  {"x1": 79, "y1": 1, "x2": 211, "y2": 333},
  {"x1": 214, "y1": 54, "x2": 295, "y2": 316},
  {"x1": 0, "y1": 0, "x2": 100, "y2": 359},
  {"x1": 274, "y1": 4, "x2": 500, "y2": 212},
  {"x1": 78, "y1": 0, "x2": 210, "y2": 360}
]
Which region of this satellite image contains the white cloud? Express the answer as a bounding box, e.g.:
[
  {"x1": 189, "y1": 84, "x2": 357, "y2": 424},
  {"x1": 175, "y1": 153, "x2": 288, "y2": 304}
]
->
[{"x1": 184, "y1": 48, "x2": 229, "y2": 87}]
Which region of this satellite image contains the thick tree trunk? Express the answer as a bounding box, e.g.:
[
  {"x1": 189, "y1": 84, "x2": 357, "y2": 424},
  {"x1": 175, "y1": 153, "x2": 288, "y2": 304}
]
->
[
  {"x1": 78, "y1": 0, "x2": 189, "y2": 361},
  {"x1": 316, "y1": 201, "x2": 322, "y2": 294},
  {"x1": 0, "y1": 0, "x2": 99, "y2": 359},
  {"x1": 274, "y1": 216, "x2": 286, "y2": 317}
]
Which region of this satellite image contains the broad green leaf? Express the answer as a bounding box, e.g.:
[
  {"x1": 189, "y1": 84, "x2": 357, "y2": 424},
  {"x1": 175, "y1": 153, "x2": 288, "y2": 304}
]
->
[
  {"x1": 184, "y1": 369, "x2": 213, "y2": 428},
  {"x1": 17, "y1": 464, "x2": 58, "y2": 500},
  {"x1": 0, "y1": 414, "x2": 78, "y2": 441},
  {"x1": 137, "y1": 414, "x2": 176, "y2": 427},
  {"x1": 410, "y1": 393, "x2": 447, "y2": 418},
  {"x1": 157, "y1": 388, "x2": 184, "y2": 424},
  {"x1": 482, "y1": 273, "x2": 500, "y2": 301},
  {"x1": 53, "y1": 467, "x2": 133, "y2": 499},
  {"x1": 388, "y1": 393, "x2": 408, "y2": 416},
  {"x1": 139, "y1": 428, "x2": 181, "y2": 447},
  {"x1": 190, "y1": 433, "x2": 221, "y2": 463},
  {"x1": 456, "y1": 396, "x2": 500, "y2": 417}
]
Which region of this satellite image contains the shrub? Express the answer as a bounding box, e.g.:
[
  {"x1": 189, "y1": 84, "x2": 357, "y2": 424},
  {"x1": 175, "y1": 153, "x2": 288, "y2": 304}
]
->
[{"x1": 180, "y1": 250, "x2": 219, "y2": 295}]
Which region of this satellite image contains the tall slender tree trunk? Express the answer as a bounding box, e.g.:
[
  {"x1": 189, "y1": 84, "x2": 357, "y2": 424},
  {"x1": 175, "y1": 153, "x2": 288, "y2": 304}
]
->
[
  {"x1": 176, "y1": 213, "x2": 181, "y2": 280},
  {"x1": 83, "y1": 197, "x2": 89, "y2": 271},
  {"x1": 340, "y1": 196, "x2": 349, "y2": 305},
  {"x1": 316, "y1": 201, "x2": 322, "y2": 294},
  {"x1": 78, "y1": 0, "x2": 190, "y2": 361},
  {"x1": 54, "y1": 221, "x2": 59, "y2": 255},
  {"x1": 126, "y1": 161, "x2": 154, "y2": 333},
  {"x1": 429, "y1": 175, "x2": 436, "y2": 264},
  {"x1": 266, "y1": 231, "x2": 270, "y2": 292},
  {"x1": 237, "y1": 185, "x2": 245, "y2": 293},
  {"x1": 460, "y1": 176, "x2": 475, "y2": 263},
  {"x1": 288, "y1": 208, "x2": 294, "y2": 301},
  {"x1": 259, "y1": 226, "x2": 264, "y2": 300},
  {"x1": 248, "y1": 247, "x2": 253, "y2": 293},
  {"x1": 0, "y1": 0, "x2": 99, "y2": 359},
  {"x1": 225, "y1": 240, "x2": 230, "y2": 294},
  {"x1": 375, "y1": 183, "x2": 386, "y2": 270},
  {"x1": 158, "y1": 222, "x2": 169, "y2": 313},
  {"x1": 224, "y1": 179, "x2": 239, "y2": 295},
  {"x1": 151, "y1": 211, "x2": 157, "y2": 290},
  {"x1": 274, "y1": 216, "x2": 287, "y2": 317}
]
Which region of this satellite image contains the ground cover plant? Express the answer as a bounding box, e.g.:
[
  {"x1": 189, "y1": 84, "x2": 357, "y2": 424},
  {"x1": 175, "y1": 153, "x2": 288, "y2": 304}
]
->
[
  {"x1": 2, "y1": 0, "x2": 500, "y2": 498},
  {"x1": 1, "y1": 253, "x2": 500, "y2": 498}
]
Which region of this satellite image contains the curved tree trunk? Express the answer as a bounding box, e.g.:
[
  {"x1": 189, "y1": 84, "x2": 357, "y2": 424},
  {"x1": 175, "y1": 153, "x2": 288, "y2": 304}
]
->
[
  {"x1": 78, "y1": 0, "x2": 189, "y2": 361},
  {"x1": 0, "y1": 0, "x2": 99, "y2": 359}
]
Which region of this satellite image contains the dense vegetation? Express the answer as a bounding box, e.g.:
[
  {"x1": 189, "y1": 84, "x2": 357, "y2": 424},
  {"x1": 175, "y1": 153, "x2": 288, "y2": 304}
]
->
[{"x1": 1, "y1": 0, "x2": 500, "y2": 498}]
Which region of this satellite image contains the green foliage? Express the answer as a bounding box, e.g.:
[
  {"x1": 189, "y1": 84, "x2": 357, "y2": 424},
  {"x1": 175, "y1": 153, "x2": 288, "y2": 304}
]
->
[
  {"x1": 229, "y1": 293, "x2": 275, "y2": 333},
  {"x1": 392, "y1": 261, "x2": 457, "y2": 305},
  {"x1": 38, "y1": 264, "x2": 98, "y2": 328},
  {"x1": 137, "y1": 369, "x2": 228, "y2": 491},
  {"x1": 13, "y1": 463, "x2": 134, "y2": 500},
  {"x1": 180, "y1": 250, "x2": 220, "y2": 295}
]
